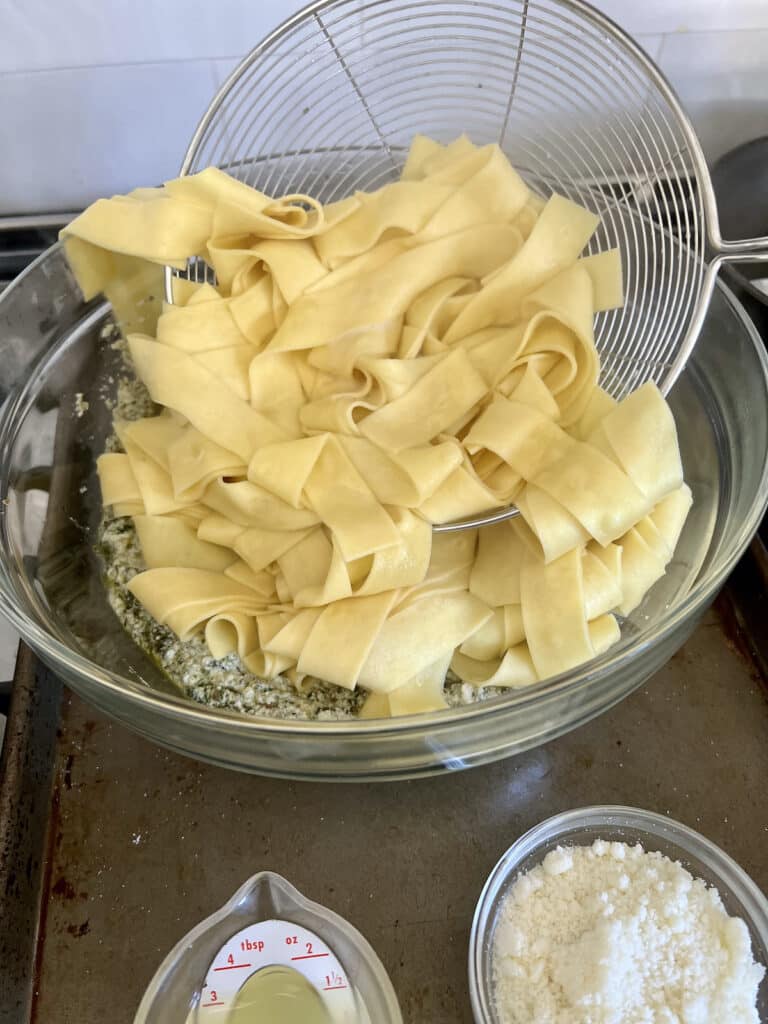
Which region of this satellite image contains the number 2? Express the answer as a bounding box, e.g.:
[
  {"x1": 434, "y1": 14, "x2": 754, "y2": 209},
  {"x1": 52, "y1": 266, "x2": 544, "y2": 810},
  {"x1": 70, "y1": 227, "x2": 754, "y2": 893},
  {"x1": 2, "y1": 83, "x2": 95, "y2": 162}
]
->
[{"x1": 306, "y1": 942, "x2": 313, "y2": 954}]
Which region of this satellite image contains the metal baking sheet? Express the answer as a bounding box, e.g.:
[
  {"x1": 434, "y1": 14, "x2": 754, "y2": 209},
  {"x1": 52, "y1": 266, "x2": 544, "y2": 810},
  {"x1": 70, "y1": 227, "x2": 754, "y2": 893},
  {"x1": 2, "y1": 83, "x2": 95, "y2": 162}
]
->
[{"x1": 1, "y1": 593, "x2": 767, "y2": 1024}]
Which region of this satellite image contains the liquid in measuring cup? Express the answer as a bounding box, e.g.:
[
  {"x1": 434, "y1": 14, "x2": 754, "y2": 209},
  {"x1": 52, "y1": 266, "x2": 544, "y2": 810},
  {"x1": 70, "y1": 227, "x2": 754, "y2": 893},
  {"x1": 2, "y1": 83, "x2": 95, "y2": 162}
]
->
[
  {"x1": 227, "y1": 965, "x2": 332, "y2": 1024},
  {"x1": 197, "y1": 919, "x2": 359, "y2": 1024}
]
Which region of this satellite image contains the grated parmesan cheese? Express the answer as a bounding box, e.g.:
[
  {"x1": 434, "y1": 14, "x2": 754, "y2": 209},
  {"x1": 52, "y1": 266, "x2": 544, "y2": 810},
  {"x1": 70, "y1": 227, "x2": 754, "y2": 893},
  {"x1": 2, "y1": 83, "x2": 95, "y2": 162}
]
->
[{"x1": 493, "y1": 840, "x2": 765, "y2": 1023}]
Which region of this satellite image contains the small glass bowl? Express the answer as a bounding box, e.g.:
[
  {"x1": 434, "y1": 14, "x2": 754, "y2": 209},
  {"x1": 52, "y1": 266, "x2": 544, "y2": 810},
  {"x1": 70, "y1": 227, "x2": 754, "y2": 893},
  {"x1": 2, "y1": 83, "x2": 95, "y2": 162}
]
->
[{"x1": 469, "y1": 805, "x2": 768, "y2": 1023}]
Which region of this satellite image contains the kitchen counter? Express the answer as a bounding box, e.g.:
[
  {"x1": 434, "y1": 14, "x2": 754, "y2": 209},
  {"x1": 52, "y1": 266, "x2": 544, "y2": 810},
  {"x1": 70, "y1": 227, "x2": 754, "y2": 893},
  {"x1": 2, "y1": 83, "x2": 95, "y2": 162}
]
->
[{"x1": 2, "y1": 590, "x2": 766, "y2": 1024}]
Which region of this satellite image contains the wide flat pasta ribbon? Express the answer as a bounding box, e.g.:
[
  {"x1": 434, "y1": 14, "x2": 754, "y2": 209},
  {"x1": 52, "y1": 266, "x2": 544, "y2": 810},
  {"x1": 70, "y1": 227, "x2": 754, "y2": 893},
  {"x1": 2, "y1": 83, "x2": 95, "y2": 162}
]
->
[
  {"x1": 128, "y1": 335, "x2": 287, "y2": 460},
  {"x1": 338, "y1": 436, "x2": 463, "y2": 508},
  {"x1": 359, "y1": 348, "x2": 488, "y2": 450},
  {"x1": 297, "y1": 590, "x2": 400, "y2": 689},
  {"x1": 358, "y1": 591, "x2": 493, "y2": 694},
  {"x1": 127, "y1": 568, "x2": 268, "y2": 640},
  {"x1": 114, "y1": 423, "x2": 194, "y2": 517},
  {"x1": 519, "y1": 549, "x2": 595, "y2": 678},
  {"x1": 588, "y1": 382, "x2": 683, "y2": 505},
  {"x1": 167, "y1": 426, "x2": 246, "y2": 503},
  {"x1": 73, "y1": 133, "x2": 692, "y2": 719},
  {"x1": 63, "y1": 188, "x2": 212, "y2": 269},
  {"x1": 133, "y1": 515, "x2": 235, "y2": 572},
  {"x1": 443, "y1": 193, "x2": 600, "y2": 343},
  {"x1": 249, "y1": 434, "x2": 401, "y2": 561},
  {"x1": 97, "y1": 453, "x2": 142, "y2": 512},
  {"x1": 156, "y1": 290, "x2": 249, "y2": 352},
  {"x1": 266, "y1": 223, "x2": 523, "y2": 353}
]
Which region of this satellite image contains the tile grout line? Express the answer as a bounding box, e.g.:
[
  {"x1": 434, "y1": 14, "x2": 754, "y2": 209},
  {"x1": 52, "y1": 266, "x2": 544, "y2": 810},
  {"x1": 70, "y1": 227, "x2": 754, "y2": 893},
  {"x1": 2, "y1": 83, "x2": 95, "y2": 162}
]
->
[
  {"x1": 0, "y1": 55, "x2": 252, "y2": 77},
  {"x1": 2, "y1": 23, "x2": 768, "y2": 78}
]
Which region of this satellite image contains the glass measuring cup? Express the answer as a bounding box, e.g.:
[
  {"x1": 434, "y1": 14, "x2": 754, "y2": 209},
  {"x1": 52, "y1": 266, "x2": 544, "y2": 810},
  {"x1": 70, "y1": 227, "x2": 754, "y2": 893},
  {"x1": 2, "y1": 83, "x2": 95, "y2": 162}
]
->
[{"x1": 134, "y1": 872, "x2": 402, "y2": 1023}]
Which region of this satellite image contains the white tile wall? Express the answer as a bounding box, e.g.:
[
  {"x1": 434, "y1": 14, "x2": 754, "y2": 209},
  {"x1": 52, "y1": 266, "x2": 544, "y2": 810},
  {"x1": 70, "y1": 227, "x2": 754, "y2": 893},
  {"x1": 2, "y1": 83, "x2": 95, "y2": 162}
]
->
[
  {"x1": 1, "y1": 61, "x2": 218, "y2": 213},
  {"x1": 657, "y1": 28, "x2": 768, "y2": 162},
  {"x1": 594, "y1": 0, "x2": 768, "y2": 35},
  {"x1": 634, "y1": 34, "x2": 664, "y2": 62},
  {"x1": 0, "y1": 1, "x2": 302, "y2": 72},
  {"x1": 0, "y1": 0, "x2": 767, "y2": 210}
]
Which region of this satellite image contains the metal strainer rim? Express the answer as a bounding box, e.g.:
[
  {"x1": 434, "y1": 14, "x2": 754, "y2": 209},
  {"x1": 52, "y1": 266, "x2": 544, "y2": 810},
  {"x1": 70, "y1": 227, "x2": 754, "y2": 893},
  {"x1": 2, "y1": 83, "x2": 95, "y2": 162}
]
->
[{"x1": 164, "y1": 0, "x2": 741, "y2": 532}]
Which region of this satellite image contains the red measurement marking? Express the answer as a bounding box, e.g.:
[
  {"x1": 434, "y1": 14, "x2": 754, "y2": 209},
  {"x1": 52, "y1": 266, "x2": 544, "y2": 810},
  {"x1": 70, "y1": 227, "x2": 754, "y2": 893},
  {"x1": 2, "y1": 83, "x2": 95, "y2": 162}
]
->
[
  {"x1": 291, "y1": 953, "x2": 330, "y2": 960},
  {"x1": 323, "y1": 984, "x2": 348, "y2": 991},
  {"x1": 202, "y1": 1001, "x2": 225, "y2": 1007},
  {"x1": 214, "y1": 963, "x2": 252, "y2": 971}
]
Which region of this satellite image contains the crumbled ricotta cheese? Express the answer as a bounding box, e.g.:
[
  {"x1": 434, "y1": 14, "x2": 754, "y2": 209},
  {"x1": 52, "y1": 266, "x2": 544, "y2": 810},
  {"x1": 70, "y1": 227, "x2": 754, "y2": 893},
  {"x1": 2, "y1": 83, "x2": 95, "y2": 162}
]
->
[{"x1": 493, "y1": 840, "x2": 764, "y2": 1023}]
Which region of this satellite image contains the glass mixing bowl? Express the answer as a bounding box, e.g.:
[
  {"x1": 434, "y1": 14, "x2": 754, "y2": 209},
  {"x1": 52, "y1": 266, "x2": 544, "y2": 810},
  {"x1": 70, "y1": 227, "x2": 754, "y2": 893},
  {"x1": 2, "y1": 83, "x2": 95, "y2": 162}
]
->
[
  {"x1": 0, "y1": 244, "x2": 766, "y2": 780},
  {"x1": 468, "y1": 805, "x2": 768, "y2": 1022}
]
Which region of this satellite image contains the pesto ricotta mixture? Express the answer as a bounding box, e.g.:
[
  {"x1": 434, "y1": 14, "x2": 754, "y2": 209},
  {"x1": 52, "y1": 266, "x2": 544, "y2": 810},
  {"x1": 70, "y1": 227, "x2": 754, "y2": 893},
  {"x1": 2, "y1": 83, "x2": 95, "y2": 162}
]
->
[{"x1": 100, "y1": 513, "x2": 504, "y2": 719}]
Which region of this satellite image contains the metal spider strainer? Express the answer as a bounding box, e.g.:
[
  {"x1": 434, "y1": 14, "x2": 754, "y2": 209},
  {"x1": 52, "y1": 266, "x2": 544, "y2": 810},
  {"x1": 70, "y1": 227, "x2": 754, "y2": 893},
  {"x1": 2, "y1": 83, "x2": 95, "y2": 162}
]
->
[{"x1": 164, "y1": 0, "x2": 768, "y2": 532}]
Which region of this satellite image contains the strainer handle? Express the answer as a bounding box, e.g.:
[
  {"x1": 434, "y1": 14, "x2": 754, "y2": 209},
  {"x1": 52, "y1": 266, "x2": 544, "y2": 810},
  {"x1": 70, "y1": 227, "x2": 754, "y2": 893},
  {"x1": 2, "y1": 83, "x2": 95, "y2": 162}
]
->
[
  {"x1": 702, "y1": 179, "x2": 768, "y2": 262},
  {"x1": 432, "y1": 505, "x2": 520, "y2": 532},
  {"x1": 711, "y1": 237, "x2": 768, "y2": 264}
]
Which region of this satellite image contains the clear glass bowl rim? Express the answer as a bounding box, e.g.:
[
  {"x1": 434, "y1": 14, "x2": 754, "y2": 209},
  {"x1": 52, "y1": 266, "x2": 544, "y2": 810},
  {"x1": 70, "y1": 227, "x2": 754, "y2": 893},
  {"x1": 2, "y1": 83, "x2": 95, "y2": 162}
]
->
[
  {"x1": 468, "y1": 803, "x2": 768, "y2": 1023},
  {"x1": 0, "y1": 248, "x2": 767, "y2": 737}
]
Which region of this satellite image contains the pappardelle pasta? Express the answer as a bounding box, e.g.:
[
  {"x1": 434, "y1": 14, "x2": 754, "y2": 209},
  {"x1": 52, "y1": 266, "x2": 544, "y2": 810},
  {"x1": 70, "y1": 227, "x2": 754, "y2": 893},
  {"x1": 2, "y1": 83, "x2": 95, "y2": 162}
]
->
[{"x1": 63, "y1": 135, "x2": 691, "y2": 719}]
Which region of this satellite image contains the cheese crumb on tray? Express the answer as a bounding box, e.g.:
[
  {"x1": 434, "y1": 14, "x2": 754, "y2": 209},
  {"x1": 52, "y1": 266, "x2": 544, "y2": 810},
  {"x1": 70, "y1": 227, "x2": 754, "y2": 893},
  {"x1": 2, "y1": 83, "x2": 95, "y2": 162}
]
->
[{"x1": 493, "y1": 840, "x2": 765, "y2": 1024}]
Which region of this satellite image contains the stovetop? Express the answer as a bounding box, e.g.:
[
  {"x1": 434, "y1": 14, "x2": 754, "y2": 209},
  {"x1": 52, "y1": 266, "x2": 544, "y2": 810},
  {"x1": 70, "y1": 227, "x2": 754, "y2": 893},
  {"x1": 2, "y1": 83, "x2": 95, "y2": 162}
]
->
[{"x1": 0, "y1": 213, "x2": 75, "y2": 292}]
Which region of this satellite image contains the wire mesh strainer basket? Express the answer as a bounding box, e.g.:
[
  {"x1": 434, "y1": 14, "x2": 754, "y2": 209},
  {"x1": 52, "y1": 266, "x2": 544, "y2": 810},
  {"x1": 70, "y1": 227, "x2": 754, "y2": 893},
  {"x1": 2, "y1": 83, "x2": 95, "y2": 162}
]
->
[{"x1": 165, "y1": 0, "x2": 768, "y2": 528}]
